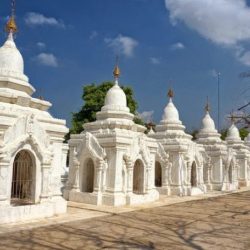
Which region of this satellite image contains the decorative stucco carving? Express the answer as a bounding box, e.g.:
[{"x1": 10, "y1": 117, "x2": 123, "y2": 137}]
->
[
  {"x1": 156, "y1": 142, "x2": 169, "y2": 166},
  {"x1": 138, "y1": 136, "x2": 152, "y2": 167},
  {"x1": 76, "y1": 132, "x2": 106, "y2": 161}
]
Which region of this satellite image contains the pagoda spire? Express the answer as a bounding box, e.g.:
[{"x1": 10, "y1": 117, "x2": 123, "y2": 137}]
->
[
  {"x1": 229, "y1": 110, "x2": 236, "y2": 124},
  {"x1": 168, "y1": 88, "x2": 174, "y2": 99},
  {"x1": 5, "y1": 0, "x2": 17, "y2": 34},
  {"x1": 205, "y1": 96, "x2": 210, "y2": 113},
  {"x1": 113, "y1": 56, "x2": 120, "y2": 85}
]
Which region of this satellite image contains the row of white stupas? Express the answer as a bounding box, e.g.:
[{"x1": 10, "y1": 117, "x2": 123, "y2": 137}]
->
[
  {"x1": 0, "y1": 7, "x2": 249, "y2": 223},
  {"x1": 64, "y1": 66, "x2": 250, "y2": 207}
]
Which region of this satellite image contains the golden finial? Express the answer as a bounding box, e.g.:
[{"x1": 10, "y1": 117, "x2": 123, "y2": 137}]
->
[
  {"x1": 5, "y1": 0, "x2": 17, "y2": 34},
  {"x1": 113, "y1": 65, "x2": 120, "y2": 78},
  {"x1": 205, "y1": 96, "x2": 210, "y2": 112},
  {"x1": 113, "y1": 56, "x2": 120, "y2": 78},
  {"x1": 167, "y1": 88, "x2": 174, "y2": 98}
]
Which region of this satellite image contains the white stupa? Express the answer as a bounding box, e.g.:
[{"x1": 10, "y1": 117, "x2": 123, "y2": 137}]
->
[
  {"x1": 0, "y1": 33, "x2": 24, "y2": 78},
  {"x1": 196, "y1": 101, "x2": 235, "y2": 191},
  {"x1": 201, "y1": 112, "x2": 216, "y2": 132},
  {"x1": 226, "y1": 123, "x2": 241, "y2": 142},
  {"x1": 154, "y1": 89, "x2": 187, "y2": 136},
  {"x1": 101, "y1": 66, "x2": 129, "y2": 113},
  {"x1": 150, "y1": 89, "x2": 206, "y2": 196},
  {"x1": 0, "y1": 8, "x2": 68, "y2": 223},
  {"x1": 66, "y1": 64, "x2": 159, "y2": 206},
  {"x1": 161, "y1": 94, "x2": 181, "y2": 124},
  {"x1": 197, "y1": 101, "x2": 221, "y2": 143},
  {"x1": 226, "y1": 118, "x2": 249, "y2": 187}
]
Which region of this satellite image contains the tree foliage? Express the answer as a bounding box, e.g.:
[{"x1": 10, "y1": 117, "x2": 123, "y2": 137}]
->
[
  {"x1": 190, "y1": 129, "x2": 199, "y2": 141},
  {"x1": 239, "y1": 128, "x2": 249, "y2": 139},
  {"x1": 70, "y1": 81, "x2": 143, "y2": 135}
]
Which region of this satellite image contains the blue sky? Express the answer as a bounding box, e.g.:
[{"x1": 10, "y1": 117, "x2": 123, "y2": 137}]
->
[{"x1": 1, "y1": 0, "x2": 250, "y2": 131}]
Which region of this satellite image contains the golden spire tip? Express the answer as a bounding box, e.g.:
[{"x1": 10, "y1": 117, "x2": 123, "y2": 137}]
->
[
  {"x1": 168, "y1": 88, "x2": 174, "y2": 98},
  {"x1": 113, "y1": 56, "x2": 120, "y2": 78},
  {"x1": 5, "y1": 0, "x2": 17, "y2": 34},
  {"x1": 113, "y1": 65, "x2": 120, "y2": 78}
]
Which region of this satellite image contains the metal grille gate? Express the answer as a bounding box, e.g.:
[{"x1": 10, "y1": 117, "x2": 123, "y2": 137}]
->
[
  {"x1": 11, "y1": 151, "x2": 34, "y2": 206},
  {"x1": 133, "y1": 160, "x2": 144, "y2": 194},
  {"x1": 191, "y1": 162, "x2": 197, "y2": 187}
]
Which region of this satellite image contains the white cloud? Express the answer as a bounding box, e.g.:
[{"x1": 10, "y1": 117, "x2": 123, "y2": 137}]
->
[
  {"x1": 165, "y1": 0, "x2": 250, "y2": 46},
  {"x1": 36, "y1": 42, "x2": 46, "y2": 49},
  {"x1": 150, "y1": 57, "x2": 160, "y2": 64},
  {"x1": 238, "y1": 51, "x2": 250, "y2": 66},
  {"x1": 171, "y1": 42, "x2": 185, "y2": 50},
  {"x1": 165, "y1": 0, "x2": 250, "y2": 66},
  {"x1": 234, "y1": 45, "x2": 250, "y2": 66},
  {"x1": 138, "y1": 111, "x2": 154, "y2": 123},
  {"x1": 35, "y1": 53, "x2": 58, "y2": 67},
  {"x1": 25, "y1": 12, "x2": 65, "y2": 28},
  {"x1": 104, "y1": 34, "x2": 138, "y2": 57},
  {"x1": 89, "y1": 31, "x2": 98, "y2": 40}
]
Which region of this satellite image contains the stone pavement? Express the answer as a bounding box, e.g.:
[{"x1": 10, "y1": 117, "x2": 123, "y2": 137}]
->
[{"x1": 0, "y1": 190, "x2": 249, "y2": 249}]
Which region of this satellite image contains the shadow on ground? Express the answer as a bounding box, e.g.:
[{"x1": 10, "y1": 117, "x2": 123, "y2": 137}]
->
[{"x1": 0, "y1": 191, "x2": 249, "y2": 250}]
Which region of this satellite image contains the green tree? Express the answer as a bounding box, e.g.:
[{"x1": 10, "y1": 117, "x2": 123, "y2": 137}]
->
[
  {"x1": 190, "y1": 129, "x2": 199, "y2": 141},
  {"x1": 70, "y1": 81, "x2": 143, "y2": 135},
  {"x1": 239, "y1": 128, "x2": 249, "y2": 140},
  {"x1": 220, "y1": 129, "x2": 227, "y2": 140}
]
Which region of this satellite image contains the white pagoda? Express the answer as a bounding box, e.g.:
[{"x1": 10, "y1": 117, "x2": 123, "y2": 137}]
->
[{"x1": 0, "y1": 6, "x2": 68, "y2": 223}]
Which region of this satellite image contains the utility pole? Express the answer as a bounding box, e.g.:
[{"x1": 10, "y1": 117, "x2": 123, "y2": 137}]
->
[{"x1": 217, "y1": 72, "x2": 221, "y2": 131}]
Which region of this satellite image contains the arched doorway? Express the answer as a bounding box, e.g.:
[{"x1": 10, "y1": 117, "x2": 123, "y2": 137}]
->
[
  {"x1": 191, "y1": 162, "x2": 197, "y2": 187},
  {"x1": 82, "y1": 158, "x2": 95, "y2": 193},
  {"x1": 228, "y1": 162, "x2": 233, "y2": 184},
  {"x1": 133, "y1": 160, "x2": 144, "y2": 194},
  {"x1": 155, "y1": 162, "x2": 162, "y2": 187},
  {"x1": 11, "y1": 150, "x2": 35, "y2": 205}
]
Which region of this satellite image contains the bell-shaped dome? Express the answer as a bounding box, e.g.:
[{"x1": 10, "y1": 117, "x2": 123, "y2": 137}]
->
[
  {"x1": 226, "y1": 123, "x2": 241, "y2": 141},
  {"x1": 0, "y1": 33, "x2": 24, "y2": 79},
  {"x1": 101, "y1": 80, "x2": 129, "y2": 112},
  {"x1": 201, "y1": 111, "x2": 216, "y2": 132},
  {"x1": 161, "y1": 98, "x2": 181, "y2": 124},
  {"x1": 104, "y1": 84, "x2": 126, "y2": 107},
  {"x1": 101, "y1": 64, "x2": 129, "y2": 112}
]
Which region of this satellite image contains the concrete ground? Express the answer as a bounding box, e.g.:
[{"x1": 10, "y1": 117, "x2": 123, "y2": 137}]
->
[{"x1": 0, "y1": 190, "x2": 249, "y2": 249}]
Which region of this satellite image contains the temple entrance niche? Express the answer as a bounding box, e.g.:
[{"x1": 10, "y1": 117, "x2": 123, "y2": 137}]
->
[
  {"x1": 82, "y1": 158, "x2": 95, "y2": 193},
  {"x1": 228, "y1": 161, "x2": 233, "y2": 184},
  {"x1": 191, "y1": 162, "x2": 197, "y2": 187},
  {"x1": 155, "y1": 162, "x2": 162, "y2": 187},
  {"x1": 133, "y1": 160, "x2": 144, "y2": 194},
  {"x1": 11, "y1": 150, "x2": 35, "y2": 206}
]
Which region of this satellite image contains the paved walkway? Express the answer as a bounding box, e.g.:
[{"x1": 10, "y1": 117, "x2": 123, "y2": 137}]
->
[{"x1": 0, "y1": 190, "x2": 249, "y2": 249}]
